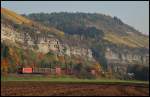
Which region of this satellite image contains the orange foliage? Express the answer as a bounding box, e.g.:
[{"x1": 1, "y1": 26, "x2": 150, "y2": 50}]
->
[
  {"x1": 1, "y1": 58, "x2": 9, "y2": 77},
  {"x1": 1, "y1": 58, "x2": 8, "y2": 67},
  {"x1": 58, "y1": 55, "x2": 65, "y2": 63},
  {"x1": 38, "y1": 52, "x2": 44, "y2": 59}
]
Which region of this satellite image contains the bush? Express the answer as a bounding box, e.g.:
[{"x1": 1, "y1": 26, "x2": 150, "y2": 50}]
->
[
  {"x1": 79, "y1": 68, "x2": 96, "y2": 79},
  {"x1": 127, "y1": 65, "x2": 149, "y2": 81},
  {"x1": 73, "y1": 63, "x2": 96, "y2": 79}
]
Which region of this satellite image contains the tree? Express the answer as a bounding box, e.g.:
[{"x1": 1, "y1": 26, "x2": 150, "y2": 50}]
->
[
  {"x1": 128, "y1": 65, "x2": 149, "y2": 81},
  {"x1": 91, "y1": 47, "x2": 108, "y2": 70},
  {"x1": 1, "y1": 58, "x2": 9, "y2": 78},
  {"x1": 93, "y1": 63, "x2": 102, "y2": 75},
  {"x1": 73, "y1": 63, "x2": 83, "y2": 75},
  {"x1": 58, "y1": 55, "x2": 65, "y2": 64},
  {"x1": 9, "y1": 47, "x2": 19, "y2": 65},
  {"x1": 1, "y1": 43, "x2": 9, "y2": 59},
  {"x1": 106, "y1": 66, "x2": 113, "y2": 79}
]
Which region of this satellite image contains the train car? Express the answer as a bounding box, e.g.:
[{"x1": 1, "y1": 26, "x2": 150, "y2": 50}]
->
[
  {"x1": 17, "y1": 67, "x2": 63, "y2": 75},
  {"x1": 17, "y1": 67, "x2": 52, "y2": 74},
  {"x1": 33, "y1": 68, "x2": 52, "y2": 74},
  {"x1": 17, "y1": 67, "x2": 33, "y2": 74},
  {"x1": 22, "y1": 68, "x2": 33, "y2": 73}
]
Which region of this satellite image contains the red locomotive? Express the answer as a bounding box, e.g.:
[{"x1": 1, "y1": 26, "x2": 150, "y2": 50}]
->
[{"x1": 17, "y1": 67, "x2": 33, "y2": 74}]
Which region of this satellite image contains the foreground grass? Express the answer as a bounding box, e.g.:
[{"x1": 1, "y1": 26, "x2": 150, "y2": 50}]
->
[{"x1": 1, "y1": 75, "x2": 149, "y2": 85}]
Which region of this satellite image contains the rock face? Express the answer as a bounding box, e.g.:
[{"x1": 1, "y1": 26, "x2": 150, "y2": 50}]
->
[
  {"x1": 1, "y1": 12, "x2": 149, "y2": 66},
  {"x1": 1, "y1": 25, "x2": 17, "y2": 43},
  {"x1": 105, "y1": 47, "x2": 149, "y2": 76},
  {"x1": 1, "y1": 23, "x2": 94, "y2": 61},
  {"x1": 105, "y1": 47, "x2": 149, "y2": 65}
]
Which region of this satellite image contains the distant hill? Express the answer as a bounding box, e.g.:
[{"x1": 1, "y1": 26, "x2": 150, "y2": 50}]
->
[
  {"x1": 27, "y1": 12, "x2": 149, "y2": 48},
  {"x1": 1, "y1": 8, "x2": 149, "y2": 80}
]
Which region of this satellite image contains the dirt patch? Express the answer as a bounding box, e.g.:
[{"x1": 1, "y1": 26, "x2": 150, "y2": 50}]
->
[{"x1": 1, "y1": 81, "x2": 149, "y2": 96}]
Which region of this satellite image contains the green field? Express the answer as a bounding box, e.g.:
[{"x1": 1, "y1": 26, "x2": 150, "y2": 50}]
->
[{"x1": 1, "y1": 75, "x2": 149, "y2": 85}]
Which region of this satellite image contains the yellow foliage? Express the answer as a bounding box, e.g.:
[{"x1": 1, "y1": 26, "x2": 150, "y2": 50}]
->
[
  {"x1": 104, "y1": 32, "x2": 149, "y2": 48},
  {"x1": 93, "y1": 63, "x2": 102, "y2": 72},
  {"x1": 1, "y1": 7, "x2": 32, "y2": 25},
  {"x1": 9, "y1": 47, "x2": 19, "y2": 64},
  {"x1": 58, "y1": 31, "x2": 65, "y2": 36},
  {"x1": 2, "y1": 7, "x2": 65, "y2": 38}
]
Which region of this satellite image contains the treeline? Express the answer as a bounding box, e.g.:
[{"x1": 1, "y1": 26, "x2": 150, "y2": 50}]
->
[
  {"x1": 27, "y1": 13, "x2": 105, "y2": 39},
  {"x1": 127, "y1": 65, "x2": 149, "y2": 81},
  {"x1": 26, "y1": 12, "x2": 140, "y2": 36},
  {"x1": 1, "y1": 43, "x2": 103, "y2": 79}
]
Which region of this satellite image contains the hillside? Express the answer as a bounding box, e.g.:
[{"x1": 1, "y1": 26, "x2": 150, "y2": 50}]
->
[
  {"x1": 1, "y1": 8, "x2": 149, "y2": 80},
  {"x1": 1, "y1": 7, "x2": 32, "y2": 25},
  {"x1": 104, "y1": 32, "x2": 149, "y2": 48},
  {"x1": 1, "y1": 8, "x2": 64, "y2": 37},
  {"x1": 27, "y1": 12, "x2": 149, "y2": 48},
  {"x1": 1, "y1": 7, "x2": 98, "y2": 79}
]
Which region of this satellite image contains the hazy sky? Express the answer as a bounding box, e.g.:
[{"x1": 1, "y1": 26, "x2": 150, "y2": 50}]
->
[{"x1": 1, "y1": 1, "x2": 149, "y2": 35}]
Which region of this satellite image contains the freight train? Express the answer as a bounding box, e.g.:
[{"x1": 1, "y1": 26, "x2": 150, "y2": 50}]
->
[
  {"x1": 18, "y1": 67, "x2": 54, "y2": 74},
  {"x1": 17, "y1": 67, "x2": 64, "y2": 75}
]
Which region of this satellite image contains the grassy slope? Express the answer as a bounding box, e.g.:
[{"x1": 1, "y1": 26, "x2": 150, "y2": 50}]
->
[
  {"x1": 1, "y1": 7, "x2": 32, "y2": 25},
  {"x1": 1, "y1": 7, "x2": 64, "y2": 36},
  {"x1": 104, "y1": 32, "x2": 149, "y2": 48}
]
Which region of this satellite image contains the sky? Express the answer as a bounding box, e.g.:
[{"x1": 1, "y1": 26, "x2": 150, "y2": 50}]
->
[{"x1": 1, "y1": 1, "x2": 149, "y2": 35}]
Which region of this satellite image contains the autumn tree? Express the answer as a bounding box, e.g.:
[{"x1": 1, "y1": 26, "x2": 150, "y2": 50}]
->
[
  {"x1": 9, "y1": 47, "x2": 19, "y2": 64},
  {"x1": 58, "y1": 55, "x2": 65, "y2": 64},
  {"x1": 93, "y1": 63, "x2": 102, "y2": 77},
  {"x1": 1, "y1": 58, "x2": 9, "y2": 78},
  {"x1": 1, "y1": 43, "x2": 9, "y2": 77},
  {"x1": 106, "y1": 66, "x2": 113, "y2": 79}
]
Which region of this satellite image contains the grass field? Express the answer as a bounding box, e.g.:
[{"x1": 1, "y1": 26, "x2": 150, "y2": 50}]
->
[
  {"x1": 1, "y1": 75, "x2": 149, "y2": 96},
  {"x1": 1, "y1": 74, "x2": 149, "y2": 85}
]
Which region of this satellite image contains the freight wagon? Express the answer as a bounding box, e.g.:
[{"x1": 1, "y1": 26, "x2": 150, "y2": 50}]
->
[{"x1": 17, "y1": 67, "x2": 61, "y2": 75}]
